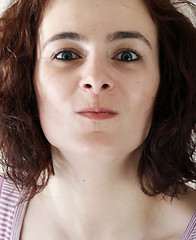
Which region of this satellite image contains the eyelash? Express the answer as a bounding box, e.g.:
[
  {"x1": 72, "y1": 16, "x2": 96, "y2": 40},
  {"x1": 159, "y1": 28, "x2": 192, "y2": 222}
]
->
[
  {"x1": 53, "y1": 48, "x2": 81, "y2": 61},
  {"x1": 112, "y1": 48, "x2": 142, "y2": 62},
  {"x1": 52, "y1": 48, "x2": 142, "y2": 62}
]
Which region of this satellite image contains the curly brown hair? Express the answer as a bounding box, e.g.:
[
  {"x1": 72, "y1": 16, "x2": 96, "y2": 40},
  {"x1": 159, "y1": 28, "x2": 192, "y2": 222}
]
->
[{"x1": 0, "y1": 0, "x2": 195, "y2": 201}]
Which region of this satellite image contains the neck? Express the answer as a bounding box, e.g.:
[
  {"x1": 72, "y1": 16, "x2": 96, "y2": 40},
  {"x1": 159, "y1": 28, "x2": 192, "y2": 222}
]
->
[
  {"x1": 51, "y1": 145, "x2": 141, "y2": 195},
  {"x1": 38, "y1": 147, "x2": 157, "y2": 239}
]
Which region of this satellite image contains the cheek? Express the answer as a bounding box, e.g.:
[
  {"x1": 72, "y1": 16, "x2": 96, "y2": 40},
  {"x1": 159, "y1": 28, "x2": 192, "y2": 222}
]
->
[
  {"x1": 33, "y1": 66, "x2": 75, "y2": 145},
  {"x1": 122, "y1": 71, "x2": 159, "y2": 134},
  {"x1": 34, "y1": 86, "x2": 61, "y2": 141},
  {"x1": 34, "y1": 61, "x2": 79, "y2": 103},
  {"x1": 122, "y1": 72, "x2": 159, "y2": 109}
]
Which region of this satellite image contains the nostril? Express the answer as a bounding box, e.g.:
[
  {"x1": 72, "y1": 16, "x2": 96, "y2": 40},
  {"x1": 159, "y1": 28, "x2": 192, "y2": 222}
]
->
[
  {"x1": 84, "y1": 84, "x2": 92, "y2": 89},
  {"x1": 81, "y1": 82, "x2": 112, "y2": 93},
  {"x1": 102, "y1": 84, "x2": 109, "y2": 89}
]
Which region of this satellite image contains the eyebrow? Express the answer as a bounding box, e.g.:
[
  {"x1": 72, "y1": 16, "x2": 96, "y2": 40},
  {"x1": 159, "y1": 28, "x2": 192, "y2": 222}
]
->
[
  {"x1": 105, "y1": 31, "x2": 152, "y2": 49},
  {"x1": 43, "y1": 31, "x2": 152, "y2": 49},
  {"x1": 43, "y1": 32, "x2": 87, "y2": 49}
]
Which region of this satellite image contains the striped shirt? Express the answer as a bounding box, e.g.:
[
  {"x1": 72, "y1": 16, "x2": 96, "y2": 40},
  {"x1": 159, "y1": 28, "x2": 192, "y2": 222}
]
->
[
  {"x1": 0, "y1": 177, "x2": 28, "y2": 240},
  {"x1": 0, "y1": 176, "x2": 195, "y2": 240}
]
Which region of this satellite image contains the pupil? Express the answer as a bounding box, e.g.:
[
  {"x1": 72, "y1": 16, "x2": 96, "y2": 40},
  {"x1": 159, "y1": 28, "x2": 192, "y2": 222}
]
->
[
  {"x1": 63, "y1": 52, "x2": 72, "y2": 60},
  {"x1": 122, "y1": 52, "x2": 132, "y2": 61}
]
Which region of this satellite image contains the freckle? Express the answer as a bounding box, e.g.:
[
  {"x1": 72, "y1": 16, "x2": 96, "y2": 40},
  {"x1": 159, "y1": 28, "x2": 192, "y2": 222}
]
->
[{"x1": 83, "y1": 179, "x2": 86, "y2": 182}]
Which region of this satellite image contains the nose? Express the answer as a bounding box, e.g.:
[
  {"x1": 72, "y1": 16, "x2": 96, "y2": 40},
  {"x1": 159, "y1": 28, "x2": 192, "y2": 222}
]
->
[{"x1": 79, "y1": 59, "x2": 114, "y2": 95}]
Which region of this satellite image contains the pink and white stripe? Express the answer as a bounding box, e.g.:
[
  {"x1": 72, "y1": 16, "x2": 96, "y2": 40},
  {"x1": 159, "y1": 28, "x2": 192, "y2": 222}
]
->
[
  {"x1": 182, "y1": 211, "x2": 196, "y2": 240},
  {"x1": 0, "y1": 177, "x2": 28, "y2": 240}
]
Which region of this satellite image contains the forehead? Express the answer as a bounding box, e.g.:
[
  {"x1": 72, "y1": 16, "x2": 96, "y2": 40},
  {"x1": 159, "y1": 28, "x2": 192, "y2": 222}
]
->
[{"x1": 39, "y1": 0, "x2": 157, "y2": 45}]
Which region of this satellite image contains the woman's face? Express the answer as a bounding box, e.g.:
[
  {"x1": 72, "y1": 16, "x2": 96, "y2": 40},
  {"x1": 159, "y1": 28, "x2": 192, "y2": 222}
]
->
[{"x1": 34, "y1": 0, "x2": 160, "y2": 160}]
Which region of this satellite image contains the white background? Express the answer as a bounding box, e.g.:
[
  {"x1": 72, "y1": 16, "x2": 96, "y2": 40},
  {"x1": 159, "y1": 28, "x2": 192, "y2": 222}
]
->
[{"x1": 0, "y1": 0, "x2": 9, "y2": 14}]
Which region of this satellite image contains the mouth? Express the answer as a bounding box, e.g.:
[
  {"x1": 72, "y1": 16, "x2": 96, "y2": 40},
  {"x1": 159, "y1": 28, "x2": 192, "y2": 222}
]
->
[{"x1": 76, "y1": 107, "x2": 118, "y2": 120}]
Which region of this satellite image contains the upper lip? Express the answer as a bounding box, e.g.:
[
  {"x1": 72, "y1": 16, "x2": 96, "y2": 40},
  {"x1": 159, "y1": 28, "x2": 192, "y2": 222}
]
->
[{"x1": 77, "y1": 107, "x2": 118, "y2": 114}]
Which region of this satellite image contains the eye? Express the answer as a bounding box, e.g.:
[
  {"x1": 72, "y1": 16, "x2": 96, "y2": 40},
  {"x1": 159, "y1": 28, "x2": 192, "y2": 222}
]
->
[
  {"x1": 113, "y1": 49, "x2": 141, "y2": 62},
  {"x1": 53, "y1": 50, "x2": 80, "y2": 61}
]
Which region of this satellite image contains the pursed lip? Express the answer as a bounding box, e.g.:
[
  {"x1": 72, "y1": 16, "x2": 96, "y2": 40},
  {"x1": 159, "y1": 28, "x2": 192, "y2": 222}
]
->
[{"x1": 76, "y1": 107, "x2": 118, "y2": 120}]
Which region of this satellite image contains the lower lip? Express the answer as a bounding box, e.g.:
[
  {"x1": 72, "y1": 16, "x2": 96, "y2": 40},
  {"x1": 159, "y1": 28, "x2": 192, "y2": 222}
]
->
[{"x1": 77, "y1": 112, "x2": 117, "y2": 120}]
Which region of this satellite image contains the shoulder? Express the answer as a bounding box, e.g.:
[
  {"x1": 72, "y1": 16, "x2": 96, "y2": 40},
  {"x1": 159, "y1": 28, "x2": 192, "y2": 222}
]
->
[
  {"x1": 172, "y1": 186, "x2": 196, "y2": 226},
  {"x1": 164, "y1": 186, "x2": 196, "y2": 218},
  {"x1": 179, "y1": 186, "x2": 196, "y2": 214},
  {"x1": 153, "y1": 187, "x2": 196, "y2": 239},
  {"x1": 171, "y1": 187, "x2": 196, "y2": 238},
  {"x1": 180, "y1": 187, "x2": 196, "y2": 239}
]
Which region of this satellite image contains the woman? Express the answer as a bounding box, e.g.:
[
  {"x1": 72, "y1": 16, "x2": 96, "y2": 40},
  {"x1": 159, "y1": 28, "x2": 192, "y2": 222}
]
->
[{"x1": 0, "y1": 0, "x2": 196, "y2": 239}]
